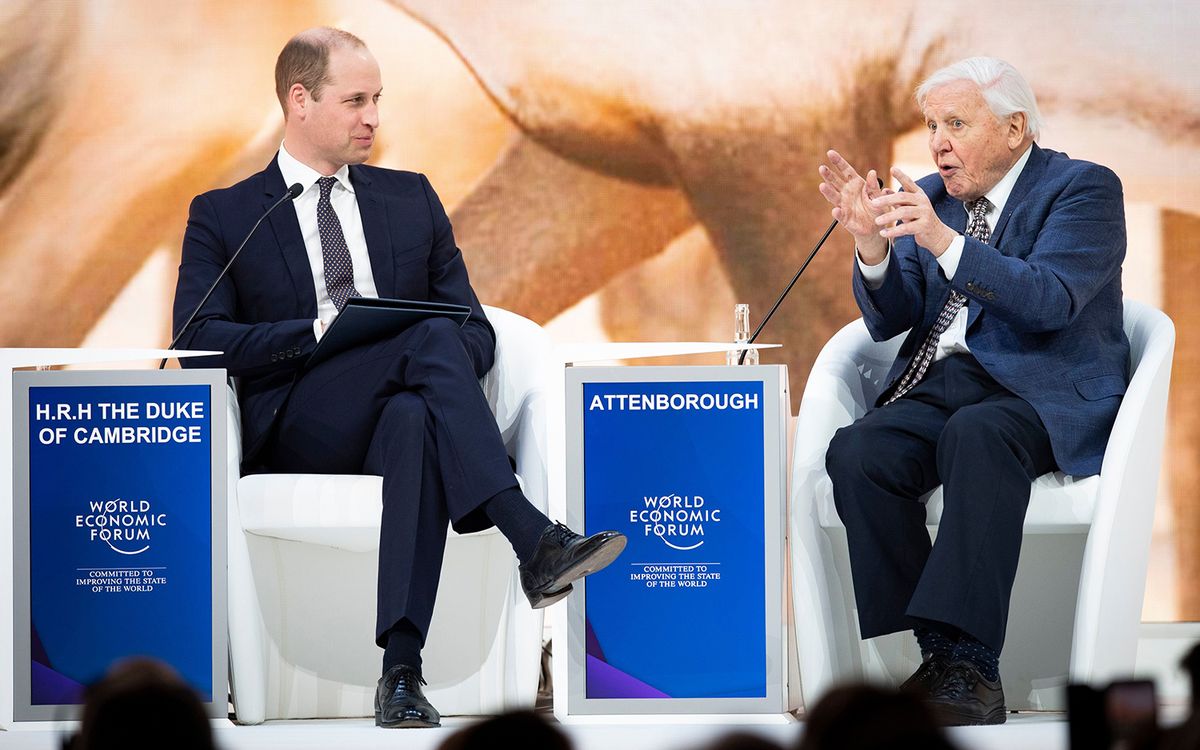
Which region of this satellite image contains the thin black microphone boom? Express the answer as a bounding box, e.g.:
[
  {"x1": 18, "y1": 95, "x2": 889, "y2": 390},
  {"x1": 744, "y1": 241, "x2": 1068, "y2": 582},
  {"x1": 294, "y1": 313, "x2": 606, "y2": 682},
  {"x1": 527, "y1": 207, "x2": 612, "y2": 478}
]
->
[
  {"x1": 159, "y1": 182, "x2": 304, "y2": 369},
  {"x1": 738, "y1": 176, "x2": 884, "y2": 365},
  {"x1": 737, "y1": 219, "x2": 838, "y2": 365}
]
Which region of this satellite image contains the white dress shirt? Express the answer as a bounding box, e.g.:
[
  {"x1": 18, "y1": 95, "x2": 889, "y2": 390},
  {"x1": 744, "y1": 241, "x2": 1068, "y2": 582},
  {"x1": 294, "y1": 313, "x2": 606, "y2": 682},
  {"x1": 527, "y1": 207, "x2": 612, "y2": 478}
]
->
[
  {"x1": 277, "y1": 143, "x2": 380, "y2": 338},
  {"x1": 858, "y1": 145, "x2": 1032, "y2": 362}
]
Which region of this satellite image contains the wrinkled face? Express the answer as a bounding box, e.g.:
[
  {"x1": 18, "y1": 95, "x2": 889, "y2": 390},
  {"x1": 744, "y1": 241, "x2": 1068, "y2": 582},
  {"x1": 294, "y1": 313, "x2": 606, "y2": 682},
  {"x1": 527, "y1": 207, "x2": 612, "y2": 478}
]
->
[
  {"x1": 289, "y1": 45, "x2": 382, "y2": 174},
  {"x1": 923, "y1": 80, "x2": 1024, "y2": 201}
]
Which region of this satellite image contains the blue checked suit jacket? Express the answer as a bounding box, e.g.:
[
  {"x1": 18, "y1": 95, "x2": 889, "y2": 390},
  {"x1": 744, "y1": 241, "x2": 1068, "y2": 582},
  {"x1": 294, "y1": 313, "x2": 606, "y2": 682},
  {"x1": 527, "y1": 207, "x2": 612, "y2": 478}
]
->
[{"x1": 851, "y1": 144, "x2": 1129, "y2": 476}]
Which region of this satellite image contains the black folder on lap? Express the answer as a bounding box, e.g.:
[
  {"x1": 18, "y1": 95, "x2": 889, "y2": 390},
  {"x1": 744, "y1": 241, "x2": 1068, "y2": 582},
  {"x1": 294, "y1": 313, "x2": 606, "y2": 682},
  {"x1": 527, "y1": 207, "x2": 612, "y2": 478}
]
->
[{"x1": 305, "y1": 297, "x2": 471, "y2": 369}]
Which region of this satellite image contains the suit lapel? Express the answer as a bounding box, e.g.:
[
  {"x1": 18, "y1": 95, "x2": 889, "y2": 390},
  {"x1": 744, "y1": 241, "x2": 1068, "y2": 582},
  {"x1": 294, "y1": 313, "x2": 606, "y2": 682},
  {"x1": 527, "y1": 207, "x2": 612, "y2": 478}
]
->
[
  {"x1": 916, "y1": 187, "x2": 964, "y2": 327},
  {"x1": 351, "y1": 166, "x2": 395, "y2": 297},
  {"x1": 990, "y1": 143, "x2": 1046, "y2": 248},
  {"x1": 965, "y1": 144, "x2": 1045, "y2": 330},
  {"x1": 934, "y1": 189, "x2": 965, "y2": 294},
  {"x1": 262, "y1": 159, "x2": 318, "y2": 317},
  {"x1": 935, "y1": 190, "x2": 966, "y2": 236}
]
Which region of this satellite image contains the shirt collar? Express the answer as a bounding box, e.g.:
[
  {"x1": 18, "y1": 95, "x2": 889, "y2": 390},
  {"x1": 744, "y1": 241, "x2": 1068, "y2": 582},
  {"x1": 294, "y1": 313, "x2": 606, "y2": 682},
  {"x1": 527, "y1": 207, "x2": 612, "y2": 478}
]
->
[
  {"x1": 277, "y1": 141, "x2": 354, "y2": 197},
  {"x1": 967, "y1": 144, "x2": 1032, "y2": 219}
]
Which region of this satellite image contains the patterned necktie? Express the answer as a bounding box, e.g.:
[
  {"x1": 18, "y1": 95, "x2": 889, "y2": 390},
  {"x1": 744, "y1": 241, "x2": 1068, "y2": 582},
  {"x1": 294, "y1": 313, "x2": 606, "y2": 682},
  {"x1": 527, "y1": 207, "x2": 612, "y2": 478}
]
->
[
  {"x1": 884, "y1": 197, "x2": 992, "y2": 405},
  {"x1": 316, "y1": 176, "x2": 361, "y2": 312}
]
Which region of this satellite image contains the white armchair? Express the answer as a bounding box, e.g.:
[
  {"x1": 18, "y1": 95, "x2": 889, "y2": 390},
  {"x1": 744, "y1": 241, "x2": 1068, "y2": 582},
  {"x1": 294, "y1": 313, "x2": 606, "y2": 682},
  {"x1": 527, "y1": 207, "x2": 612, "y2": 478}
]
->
[
  {"x1": 789, "y1": 299, "x2": 1175, "y2": 710},
  {"x1": 224, "y1": 306, "x2": 549, "y2": 724}
]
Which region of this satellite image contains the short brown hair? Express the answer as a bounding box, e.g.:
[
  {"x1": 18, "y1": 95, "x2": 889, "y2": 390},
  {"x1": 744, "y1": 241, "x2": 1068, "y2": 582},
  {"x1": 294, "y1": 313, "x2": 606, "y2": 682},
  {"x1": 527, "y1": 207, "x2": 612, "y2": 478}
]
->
[{"x1": 274, "y1": 27, "x2": 366, "y2": 117}]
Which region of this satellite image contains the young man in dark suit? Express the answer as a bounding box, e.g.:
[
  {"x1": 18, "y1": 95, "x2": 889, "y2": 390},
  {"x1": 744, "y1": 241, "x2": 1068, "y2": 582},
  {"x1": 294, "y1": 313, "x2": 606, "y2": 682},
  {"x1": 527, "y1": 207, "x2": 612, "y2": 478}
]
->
[{"x1": 172, "y1": 27, "x2": 625, "y2": 728}]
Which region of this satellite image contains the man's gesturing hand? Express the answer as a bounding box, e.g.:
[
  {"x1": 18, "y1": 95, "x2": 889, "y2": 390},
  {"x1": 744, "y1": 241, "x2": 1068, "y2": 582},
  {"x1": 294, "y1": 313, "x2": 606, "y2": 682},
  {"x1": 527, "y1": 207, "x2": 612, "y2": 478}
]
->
[
  {"x1": 871, "y1": 168, "x2": 958, "y2": 256},
  {"x1": 817, "y1": 150, "x2": 890, "y2": 264}
]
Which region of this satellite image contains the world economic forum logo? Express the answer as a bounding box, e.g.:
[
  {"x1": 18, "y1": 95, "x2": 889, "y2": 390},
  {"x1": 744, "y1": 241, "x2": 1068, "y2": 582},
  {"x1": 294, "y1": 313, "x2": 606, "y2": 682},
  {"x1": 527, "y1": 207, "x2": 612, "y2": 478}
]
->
[
  {"x1": 75, "y1": 498, "x2": 167, "y2": 555},
  {"x1": 630, "y1": 493, "x2": 722, "y2": 550}
]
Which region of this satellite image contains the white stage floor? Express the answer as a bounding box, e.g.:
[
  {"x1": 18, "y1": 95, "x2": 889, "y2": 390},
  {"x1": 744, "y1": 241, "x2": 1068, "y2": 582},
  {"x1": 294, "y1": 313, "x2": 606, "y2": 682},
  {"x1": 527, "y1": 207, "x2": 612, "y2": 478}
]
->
[{"x1": 0, "y1": 712, "x2": 1070, "y2": 750}]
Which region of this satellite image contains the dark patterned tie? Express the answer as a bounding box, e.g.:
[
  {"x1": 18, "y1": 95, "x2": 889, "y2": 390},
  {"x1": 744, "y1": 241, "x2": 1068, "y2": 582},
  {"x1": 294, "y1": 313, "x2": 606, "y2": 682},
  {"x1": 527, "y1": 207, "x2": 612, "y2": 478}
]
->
[
  {"x1": 883, "y1": 197, "x2": 992, "y2": 405},
  {"x1": 316, "y1": 176, "x2": 361, "y2": 312}
]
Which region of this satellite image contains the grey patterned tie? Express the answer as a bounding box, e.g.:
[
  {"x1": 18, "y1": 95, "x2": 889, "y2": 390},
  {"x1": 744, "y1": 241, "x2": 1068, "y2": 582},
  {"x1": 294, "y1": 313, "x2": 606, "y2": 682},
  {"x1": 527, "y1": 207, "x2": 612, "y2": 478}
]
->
[
  {"x1": 316, "y1": 176, "x2": 361, "y2": 312},
  {"x1": 883, "y1": 197, "x2": 991, "y2": 405}
]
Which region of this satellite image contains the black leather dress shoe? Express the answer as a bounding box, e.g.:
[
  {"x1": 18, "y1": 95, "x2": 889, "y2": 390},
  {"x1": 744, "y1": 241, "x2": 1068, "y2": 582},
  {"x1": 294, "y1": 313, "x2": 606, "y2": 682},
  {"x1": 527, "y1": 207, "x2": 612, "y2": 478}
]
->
[
  {"x1": 519, "y1": 522, "x2": 627, "y2": 608},
  {"x1": 375, "y1": 665, "x2": 440, "y2": 728},
  {"x1": 899, "y1": 656, "x2": 948, "y2": 698},
  {"x1": 925, "y1": 660, "x2": 1006, "y2": 726}
]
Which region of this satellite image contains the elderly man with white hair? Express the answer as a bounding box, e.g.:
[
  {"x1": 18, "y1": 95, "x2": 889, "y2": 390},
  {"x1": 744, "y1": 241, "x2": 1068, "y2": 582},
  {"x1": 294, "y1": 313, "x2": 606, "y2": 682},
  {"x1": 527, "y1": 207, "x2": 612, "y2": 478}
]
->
[{"x1": 818, "y1": 57, "x2": 1129, "y2": 725}]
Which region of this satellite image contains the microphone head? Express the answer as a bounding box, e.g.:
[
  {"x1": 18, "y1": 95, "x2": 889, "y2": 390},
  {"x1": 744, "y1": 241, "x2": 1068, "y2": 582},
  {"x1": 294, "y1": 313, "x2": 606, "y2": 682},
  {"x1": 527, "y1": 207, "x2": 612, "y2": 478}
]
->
[{"x1": 287, "y1": 183, "x2": 304, "y2": 199}]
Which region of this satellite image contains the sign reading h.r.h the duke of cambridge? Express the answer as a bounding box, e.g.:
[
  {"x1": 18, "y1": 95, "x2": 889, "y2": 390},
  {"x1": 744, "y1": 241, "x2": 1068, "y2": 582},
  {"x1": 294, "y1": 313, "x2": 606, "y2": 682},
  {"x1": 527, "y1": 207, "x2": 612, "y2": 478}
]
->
[
  {"x1": 565, "y1": 366, "x2": 788, "y2": 717},
  {"x1": 12, "y1": 370, "x2": 227, "y2": 721}
]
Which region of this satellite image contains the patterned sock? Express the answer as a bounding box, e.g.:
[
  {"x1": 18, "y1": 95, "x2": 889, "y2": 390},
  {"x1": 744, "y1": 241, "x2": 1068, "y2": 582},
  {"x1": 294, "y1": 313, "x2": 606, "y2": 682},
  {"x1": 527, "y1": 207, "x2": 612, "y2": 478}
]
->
[
  {"x1": 383, "y1": 619, "x2": 423, "y2": 673},
  {"x1": 484, "y1": 486, "x2": 552, "y2": 564},
  {"x1": 950, "y1": 633, "x2": 1001, "y2": 681},
  {"x1": 914, "y1": 625, "x2": 956, "y2": 661}
]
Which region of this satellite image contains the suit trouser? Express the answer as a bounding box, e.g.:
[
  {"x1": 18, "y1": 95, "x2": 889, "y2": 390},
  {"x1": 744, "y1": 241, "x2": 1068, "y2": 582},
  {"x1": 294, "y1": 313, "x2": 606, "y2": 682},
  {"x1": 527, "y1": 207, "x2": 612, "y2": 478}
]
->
[
  {"x1": 263, "y1": 318, "x2": 517, "y2": 646},
  {"x1": 824, "y1": 353, "x2": 1056, "y2": 651}
]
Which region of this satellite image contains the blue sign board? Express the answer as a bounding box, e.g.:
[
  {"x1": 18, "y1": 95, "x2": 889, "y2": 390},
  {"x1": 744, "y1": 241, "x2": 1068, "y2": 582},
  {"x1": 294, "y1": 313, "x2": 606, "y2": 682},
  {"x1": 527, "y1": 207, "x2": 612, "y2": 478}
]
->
[
  {"x1": 12, "y1": 371, "x2": 226, "y2": 719},
  {"x1": 582, "y1": 379, "x2": 767, "y2": 700}
]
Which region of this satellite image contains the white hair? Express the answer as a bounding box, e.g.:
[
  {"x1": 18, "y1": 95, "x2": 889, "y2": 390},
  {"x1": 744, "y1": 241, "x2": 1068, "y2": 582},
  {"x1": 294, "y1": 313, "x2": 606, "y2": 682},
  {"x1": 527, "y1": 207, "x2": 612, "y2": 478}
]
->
[{"x1": 915, "y1": 57, "x2": 1043, "y2": 140}]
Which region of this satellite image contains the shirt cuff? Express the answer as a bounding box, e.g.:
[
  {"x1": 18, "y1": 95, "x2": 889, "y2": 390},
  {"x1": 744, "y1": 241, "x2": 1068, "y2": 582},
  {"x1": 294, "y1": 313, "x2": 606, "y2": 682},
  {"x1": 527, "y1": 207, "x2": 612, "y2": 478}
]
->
[
  {"x1": 313, "y1": 318, "x2": 324, "y2": 342},
  {"x1": 936, "y1": 235, "x2": 965, "y2": 280},
  {"x1": 856, "y1": 246, "x2": 890, "y2": 290}
]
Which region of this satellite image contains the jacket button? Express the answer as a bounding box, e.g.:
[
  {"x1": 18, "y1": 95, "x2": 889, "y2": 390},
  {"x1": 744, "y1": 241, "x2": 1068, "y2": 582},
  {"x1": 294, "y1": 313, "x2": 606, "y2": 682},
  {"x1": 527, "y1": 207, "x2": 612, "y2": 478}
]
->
[{"x1": 270, "y1": 354, "x2": 278, "y2": 362}]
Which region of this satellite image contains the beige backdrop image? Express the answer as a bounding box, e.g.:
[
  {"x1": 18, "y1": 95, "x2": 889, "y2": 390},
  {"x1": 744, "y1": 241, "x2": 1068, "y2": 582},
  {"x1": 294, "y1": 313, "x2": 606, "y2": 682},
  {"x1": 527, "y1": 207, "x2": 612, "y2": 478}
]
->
[{"x1": 5, "y1": 0, "x2": 1197, "y2": 620}]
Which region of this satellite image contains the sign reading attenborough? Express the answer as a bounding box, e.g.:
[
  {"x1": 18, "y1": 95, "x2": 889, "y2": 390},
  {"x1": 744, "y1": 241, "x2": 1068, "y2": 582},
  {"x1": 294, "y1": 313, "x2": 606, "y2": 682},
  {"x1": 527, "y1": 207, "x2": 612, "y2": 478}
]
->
[
  {"x1": 583, "y1": 380, "x2": 766, "y2": 700},
  {"x1": 26, "y1": 384, "x2": 213, "y2": 705}
]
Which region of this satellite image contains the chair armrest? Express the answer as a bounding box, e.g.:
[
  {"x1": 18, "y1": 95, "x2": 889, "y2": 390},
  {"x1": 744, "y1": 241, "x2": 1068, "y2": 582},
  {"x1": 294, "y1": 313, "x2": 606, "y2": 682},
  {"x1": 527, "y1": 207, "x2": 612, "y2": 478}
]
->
[
  {"x1": 1070, "y1": 303, "x2": 1175, "y2": 681},
  {"x1": 480, "y1": 306, "x2": 551, "y2": 448},
  {"x1": 793, "y1": 319, "x2": 903, "y2": 475}
]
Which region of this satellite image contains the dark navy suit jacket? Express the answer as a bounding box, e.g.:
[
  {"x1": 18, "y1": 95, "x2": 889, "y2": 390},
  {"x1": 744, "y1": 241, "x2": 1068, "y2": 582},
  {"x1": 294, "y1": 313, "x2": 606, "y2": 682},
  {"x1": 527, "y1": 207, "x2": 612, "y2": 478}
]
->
[
  {"x1": 172, "y1": 158, "x2": 495, "y2": 464},
  {"x1": 852, "y1": 144, "x2": 1129, "y2": 476}
]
